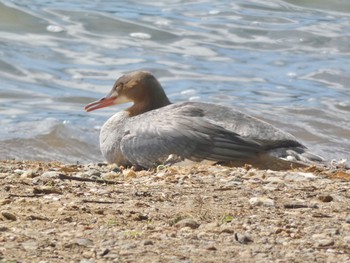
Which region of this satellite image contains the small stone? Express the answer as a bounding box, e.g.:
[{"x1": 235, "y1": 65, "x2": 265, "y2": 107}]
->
[
  {"x1": 206, "y1": 245, "x2": 217, "y2": 251},
  {"x1": 285, "y1": 172, "x2": 316, "y2": 181},
  {"x1": 283, "y1": 201, "x2": 313, "y2": 209},
  {"x1": 1, "y1": 211, "x2": 17, "y2": 221},
  {"x1": 86, "y1": 169, "x2": 101, "y2": 177},
  {"x1": 95, "y1": 209, "x2": 104, "y2": 215},
  {"x1": 0, "y1": 226, "x2": 10, "y2": 232},
  {"x1": 220, "y1": 227, "x2": 234, "y2": 234},
  {"x1": 143, "y1": 240, "x2": 153, "y2": 246},
  {"x1": 235, "y1": 233, "x2": 253, "y2": 244},
  {"x1": 33, "y1": 186, "x2": 63, "y2": 195},
  {"x1": 41, "y1": 171, "x2": 60, "y2": 179},
  {"x1": 123, "y1": 169, "x2": 137, "y2": 177},
  {"x1": 312, "y1": 234, "x2": 334, "y2": 247},
  {"x1": 75, "y1": 238, "x2": 93, "y2": 247},
  {"x1": 132, "y1": 213, "x2": 149, "y2": 221},
  {"x1": 21, "y1": 239, "x2": 38, "y2": 250},
  {"x1": 346, "y1": 216, "x2": 350, "y2": 224},
  {"x1": 100, "y1": 248, "x2": 110, "y2": 256},
  {"x1": 0, "y1": 199, "x2": 11, "y2": 205},
  {"x1": 318, "y1": 239, "x2": 334, "y2": 247},
  {"x1": 14, "y1": 169, "x2": 24, "y2": 174},
  {"x1": 175, "y1": 218, "x2": 200, "y2": 229},
  {"x1": 265, "y1": 177, "x2": 284, "y2": 184},
  {"x1": 318, "y1": 195, "x2": 333, "y2": 202},
  {"x1": 344, "y1": 236, "x2": 350, "y2": 244},
  {"x1": 249, "y1": 197, "x2": 275, "y2": 207},
  {"x1": 21, "y1": 170, "x2": 38, "y2": 179},
  {"x1": 101, "y1": 172, "x2": 118, "y2": 180}
]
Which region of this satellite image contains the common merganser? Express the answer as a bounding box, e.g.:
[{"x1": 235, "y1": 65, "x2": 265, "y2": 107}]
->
[{"x1": 85, "y1": 71, "x2": 323, "y2": 170}]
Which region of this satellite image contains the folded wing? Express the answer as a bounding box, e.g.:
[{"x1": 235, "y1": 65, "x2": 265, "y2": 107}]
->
[{"x1": 120, "y1": 104, "x2": 264, "y2": 168}]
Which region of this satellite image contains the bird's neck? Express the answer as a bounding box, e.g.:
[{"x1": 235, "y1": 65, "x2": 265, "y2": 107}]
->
[{"x1": 127, "y1": 88, "x2": 171, "y2": 117}]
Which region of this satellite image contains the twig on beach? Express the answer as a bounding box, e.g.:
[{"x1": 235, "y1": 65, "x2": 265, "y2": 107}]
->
[{"x1": 58, "y1": 173, "x2": 123, "y2": 185}]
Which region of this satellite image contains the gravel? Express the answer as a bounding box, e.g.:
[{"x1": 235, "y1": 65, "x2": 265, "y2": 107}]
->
[{"x1": 0, "y1": 160, "x2": 349, "y2": 262}]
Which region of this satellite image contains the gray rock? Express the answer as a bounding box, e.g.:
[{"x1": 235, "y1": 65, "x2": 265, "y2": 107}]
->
[
  {"x1": 344, "y1": 236, "x2": 350, "y2": 244},
  {"x1": 21, "y1": 170, "x2": 38, "y2": 178},
  {"x1": 317, "y1": 239, "x2": 335, "y2": 247},
  {"x1": 175, "y1": 218, "x2": 200, "y2": 229},
  {"x1": 265, "y1": 176, "x2": 284, "y2": 184},
  {"x1": 21, "y1": 239, "x2": 38, "y2": 251},
  {"x1": 235, "y1": 233, "x2": 253, "y2": 244},
  {"x1": 346, "y1": 216, "x2": 350, "y2": 224},
  {"x1": 75, "y1": 238, "x2": 94, "y2": 247},
  {"x1": 41, "y1": 171, "x2": 61, "y2": 179},
  {"x1": 285, "y1": 172, "x2": 317, "y2": 181},
  {"x1": 249, "y1": 197, "x2": 275, "y2": 207},
  {"x1": 312, "y1": 234, "x2": 334, "y2": 247},
  {"x1": 85, "y1": 169, "x2": 101, "y2": 177}
]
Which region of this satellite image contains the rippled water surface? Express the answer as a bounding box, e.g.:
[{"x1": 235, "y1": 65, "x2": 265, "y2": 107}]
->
[{"x1": 1, "y1": 0, "x2": 349, "y2": 163}]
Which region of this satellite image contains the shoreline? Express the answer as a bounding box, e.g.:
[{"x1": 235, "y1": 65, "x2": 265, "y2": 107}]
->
[{"x1": 0, "y1": 160, "x2": 349, "y2": 262}]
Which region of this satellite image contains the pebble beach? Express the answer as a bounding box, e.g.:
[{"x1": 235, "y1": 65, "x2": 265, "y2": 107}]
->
[{"x1": 0, "y1": 160, "x2": 349, "y2": 262}]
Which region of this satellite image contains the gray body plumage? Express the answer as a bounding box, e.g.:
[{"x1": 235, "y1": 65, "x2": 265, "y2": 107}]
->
[{"x1": 100, "y1": 101, "x2": 323, "y2": 169}]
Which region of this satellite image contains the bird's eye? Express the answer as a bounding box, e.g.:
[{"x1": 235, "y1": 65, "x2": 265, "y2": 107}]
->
[{"x1": 116, "y1": 82, "x2": 124, "y2": 92}]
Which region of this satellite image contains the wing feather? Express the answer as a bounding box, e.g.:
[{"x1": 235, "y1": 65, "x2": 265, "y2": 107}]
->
[{"x1": 120, "y1": 104, "x2": 264, "y2": 168}]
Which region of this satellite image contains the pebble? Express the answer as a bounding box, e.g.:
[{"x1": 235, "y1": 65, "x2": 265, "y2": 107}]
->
[
  {"x1": 101, "y1": 172, "x2": 118, "y2": 180},
  {"x1": 220, "y1": 227, "x2": 234, "y2": 234},
  {"x1": 85, "y1": 169, "x2": 101, "y2": 177},
  {"x1": 1, "y1": 211, "x2": 17, "y2": 221},
  {"x1": 318, "y1": 195, "x2": 333, "y2": 202},
  {"x1": 265, "y1": 176, "x2": 284, "y2": 184},
  {"x1": 344, "y1": 236, "x2": 350, "y2": 244},
  {"x1": 20, "y1": 170, "x2": 38, "y2": 179},
  {"x1": 33, "y1": 186, "x2": 63, "y2": 195},
  {"x1": 318, "y1": 239, "x2": 335, "y2": 247},
  {"x1": 312, "y1": 234, "x2": 334, "y2": 247},
  {"x1": 0, "y1": 226, "x2": 10, "y2": 232},
  {"x1": 21, "y1": 239, "x2": 38, "y2": 251},
  {"x1": 143, "y1": 240, "x2": 154, "y2": 246},
  {"x1": 285, "y1": 172, "x2": 316, "y2": 181},
  {"x1": 41, "y1": 171, "x2": 61, "y2": 179},
  {"x1": 123, "y1": 169, "x2": 137, "y2": 178},
  {"x1": 75, "y1": 238, "x2": 94, "y2": 247},
  {"x1": 0, "y1": 199, "x2": 11, "y2": 205},
  {"x1": 283, "y1": 201, "x2": 314, "y2": 209},
  {"x1": 235, "y1": 233, "x2": 253, "y2": 244},
  {"x1": 175, "y1": 218, "x2": 200, "y2": 229},
  {"x1": 345, "y1": 216, "x2": 350, "y2": 224},
  {"x1": 206, "y1": 245, "x2": 217, "y2": 251},
  {"x1": 14, "y1": 169, "x2": 24, "y2": 174},
  {"x1": 249, "y1": 197, "x2": 275, "y2": 207}
]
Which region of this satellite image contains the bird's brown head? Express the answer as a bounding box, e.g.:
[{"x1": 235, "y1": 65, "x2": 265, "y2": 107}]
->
[{"x1": 84, "y1": 71, "x2": 171, "y2": 116}]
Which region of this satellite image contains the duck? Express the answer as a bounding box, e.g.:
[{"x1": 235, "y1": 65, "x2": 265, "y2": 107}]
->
[{"x1": 85, "y1": 71, "x2": 324, "y2": 170}]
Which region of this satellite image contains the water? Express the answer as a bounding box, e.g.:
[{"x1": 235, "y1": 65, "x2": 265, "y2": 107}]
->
[{"x1": 0, "y1": 0, "x2": 349, "y2": 164}]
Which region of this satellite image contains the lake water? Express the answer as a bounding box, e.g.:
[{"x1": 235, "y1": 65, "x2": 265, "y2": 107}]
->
[{"x1": 0, "y1": 0, "x2": 349, "y2": 164}]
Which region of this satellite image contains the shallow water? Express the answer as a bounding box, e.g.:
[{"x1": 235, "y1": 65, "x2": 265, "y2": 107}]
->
[{"x1": 0, "y1": 0, "x2": 349, "y2": 163}]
